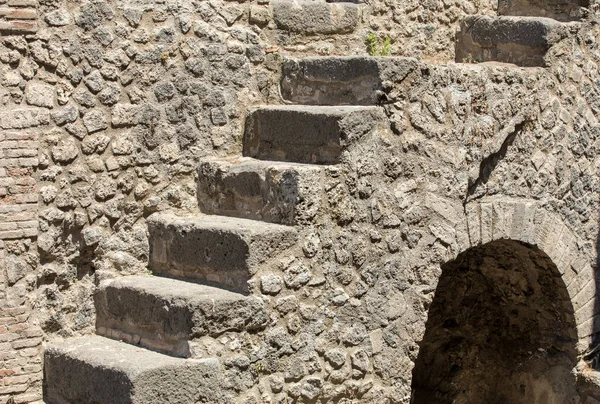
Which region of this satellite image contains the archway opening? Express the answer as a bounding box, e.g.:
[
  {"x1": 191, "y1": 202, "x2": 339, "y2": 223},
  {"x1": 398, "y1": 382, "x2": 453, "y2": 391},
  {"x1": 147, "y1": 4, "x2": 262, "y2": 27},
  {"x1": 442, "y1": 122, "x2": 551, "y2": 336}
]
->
[{"x1": 411, "y1": 240, "x2": 578, "y2": 404}]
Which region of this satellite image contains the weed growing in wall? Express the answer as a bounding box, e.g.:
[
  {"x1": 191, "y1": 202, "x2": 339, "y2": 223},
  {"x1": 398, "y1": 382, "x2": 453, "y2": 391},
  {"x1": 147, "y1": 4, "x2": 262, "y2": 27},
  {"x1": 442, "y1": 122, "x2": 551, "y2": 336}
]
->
[{"x1": 365, "y1": 33, "x2": 392, "y2": 56}]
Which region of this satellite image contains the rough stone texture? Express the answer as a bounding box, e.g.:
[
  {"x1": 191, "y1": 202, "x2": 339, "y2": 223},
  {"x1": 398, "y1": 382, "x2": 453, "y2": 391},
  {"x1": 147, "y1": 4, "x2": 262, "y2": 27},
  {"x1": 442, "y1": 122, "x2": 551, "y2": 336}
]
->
[
  {"x1": 272, "y1": 0, "x2": 360, "y2": 35},
  {"x1": 197, "y1": 157, "x2": 325, "y2": 225},
  {"x1": 0, "y1": 1, "x2": 37, "y2": 34},
  {"x1": 281, "y1": 56, "x2": 420, "y2": 105},
  {"x1": 498, "y1": 0, "x2": 590, "y2": 21},
  {"x1": 243, "y1": 105, "x2": 387, "y2": 164},
  {"x1": 1, "y1": 0, "x2": 600, "y2": 401},
  {"x1": 95, "y1": 275, "x2": 269, "y2": 357},
  {"x1": 44, "y1": 336, "x2": 224, "y2": 404},
  {"x1": 148, "y1": 213, "x2": 298, "y2": 292},
  {"x1": 455, "y1": 15, "x2": 575, "y2": 66}
]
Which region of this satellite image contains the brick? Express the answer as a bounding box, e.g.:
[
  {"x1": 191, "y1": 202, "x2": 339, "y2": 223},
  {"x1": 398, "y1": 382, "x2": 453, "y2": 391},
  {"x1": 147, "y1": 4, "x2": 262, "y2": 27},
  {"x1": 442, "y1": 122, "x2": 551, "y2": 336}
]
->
[
  {"x1": 3, "y1": 374, "x2": 29, "y2": 385},
  {"x1": 18, "y1": 347, "x2": 40, "y2": 357},
  {"x1": 0, "y1": 333, "x2": 19, "y2": 342},
  {"x1": 0, "y1": 204, "x2": 36, "y2": 213},
  {"x1": 0, "y1": 140, "x2": 36, "y2": 149},
  {"x1": 0, "y1": 178, "x2": 15, "y2": 187},
  {"x1": 17, "y1": 157, "x2": 38, "y2": 167},
  {"x1": 572, "y1": 279, "x2": 596, "y2": 312},
  {"x1": 568, "y1": 264, "x2": 594, "y2": 296},
  {"x1": 7, "y1": 0, "x2": 38, "y2": 6},
  {"x1": 17, "y1": 221, "x2": 37, "y2": 229},
  {"x1": 12, "y1": 194, "x2": 37, "y2": 204},
  {"x1": 0, "y1": 108, "x2": 48, "y2": 129},
  {"x1": 0, "y1": 369, "x2": 15, "y2": 377},
  {"x1": 575, "y1": 298, "x2": 597, "y2": 325},
  {"x1": 0, "y1": 382, "x2": 28, "y2": 394},
  {"x1": 2, "y1": 307, "x2": 26, "y2": 316},
  {"x1": 480, "y1": 202, "x2": 493, "y2": 244},
  {"x1": 0, "y1": 20, "x2": 36, "y2": 33},
  {"x1": 0, "y1": 222, "x2": 17, "y2": 231},
  {"x1": 465, "y1": 203, "x2": 481, "y2": 246},
  {"x1": 3, "y1": 132, "x2": 37, "y2": 141},
  {"x1": 0, "y1": 211, "x2": 36, "y2": 222},
  {"x1": 11, "y1": 338, "x2": 41, "y2": 349},
  {"x1": 4, "y1": 149, "x2": 37, "y2": 158},
  {"x1": 0, "y1": 7, "x2": 36, "y2": 19},
  {"x1": 0, "y1": 158, "x2": 19, "y2": 167}
]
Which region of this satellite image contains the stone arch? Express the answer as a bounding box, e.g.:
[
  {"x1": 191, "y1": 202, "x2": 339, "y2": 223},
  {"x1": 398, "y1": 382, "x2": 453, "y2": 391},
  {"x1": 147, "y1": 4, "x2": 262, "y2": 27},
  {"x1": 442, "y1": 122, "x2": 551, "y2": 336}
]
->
[
  {"x1": 411, "y1": 238, "x2": 579, "y2": 404},
  {"x1": 456, "y1": 198, "x2": 597, "y2": 351}
]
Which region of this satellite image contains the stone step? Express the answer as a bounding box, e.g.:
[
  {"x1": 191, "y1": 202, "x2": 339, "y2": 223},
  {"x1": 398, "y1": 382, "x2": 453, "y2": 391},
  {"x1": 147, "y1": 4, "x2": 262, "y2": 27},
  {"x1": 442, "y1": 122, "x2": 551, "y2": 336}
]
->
[
  {"x1": 281, "y1": 56, "x2": 419, "y2": 105},
  {"x1": 576, "y1": 368, "x2": 600, "y2": 403},
  {"x1": 498, "y1": 0, "x2": 588, "y2": 22},
  {"x1": 44, "y1": 336, "x2": 224, "y2": 404},
  {"x1": 455, "y1": 15, "x2": 574, "y2": 67},
  {"x1": 148, "y1": 213, "x2": 297, "y2": 293},
  {"x1": 272, "y1": 0, "x2": 359, "y2": 35},
  {"x1": 197, "y1": 157, "x2": 324, "y2": 225},
  {"x1": 95, "y1": 275, "x2": 269, "y2": 357},
  {"x1": 243, "y1": 105, "x2": 387, "y2": 164}
]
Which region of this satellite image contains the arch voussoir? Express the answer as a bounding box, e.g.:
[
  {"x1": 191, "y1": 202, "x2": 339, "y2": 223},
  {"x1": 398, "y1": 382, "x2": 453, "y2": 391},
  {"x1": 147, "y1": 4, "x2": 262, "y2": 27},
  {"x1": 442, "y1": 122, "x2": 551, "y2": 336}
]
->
[{"x1": 463, "y1": 197, "x2": 595, "y2": 352}]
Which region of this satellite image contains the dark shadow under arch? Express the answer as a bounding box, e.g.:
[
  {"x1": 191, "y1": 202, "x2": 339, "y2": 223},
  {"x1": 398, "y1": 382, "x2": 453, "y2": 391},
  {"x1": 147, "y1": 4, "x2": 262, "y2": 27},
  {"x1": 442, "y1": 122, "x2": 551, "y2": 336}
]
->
[{"x1": 411, "y1": 240, "x2": 578, "y2": 404}]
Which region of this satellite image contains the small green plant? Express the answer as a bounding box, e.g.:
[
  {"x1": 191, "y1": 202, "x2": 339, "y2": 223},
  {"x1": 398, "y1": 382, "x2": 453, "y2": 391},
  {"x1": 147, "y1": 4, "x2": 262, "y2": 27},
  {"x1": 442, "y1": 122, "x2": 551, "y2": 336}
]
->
[
  {"x1": 250, "y1": 361, "x2": 267, "y2": 376},
  {"x1": 365, "y1": 33, "x2": 392, "y2": 56}
]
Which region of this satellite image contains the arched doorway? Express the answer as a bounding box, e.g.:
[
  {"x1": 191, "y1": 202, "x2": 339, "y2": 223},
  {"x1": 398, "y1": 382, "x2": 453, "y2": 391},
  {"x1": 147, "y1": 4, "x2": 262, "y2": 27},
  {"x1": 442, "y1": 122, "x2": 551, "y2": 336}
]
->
[{"x1": 411, "y1": 240, "x2": 578, "y2": 404}]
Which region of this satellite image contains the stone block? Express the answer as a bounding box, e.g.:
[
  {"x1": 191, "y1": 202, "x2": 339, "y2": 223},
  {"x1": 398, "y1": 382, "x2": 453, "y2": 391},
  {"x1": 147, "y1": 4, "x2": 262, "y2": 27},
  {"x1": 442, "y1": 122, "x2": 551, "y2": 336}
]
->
[
  {"x1": 498, "y1": 0, "x2": 588, "y2": 21},
  {"x1": 456, "y1": 16, "x2": 572, "y2": 66},
  {"x1": 272, "y1": 0, "x2": 359, "y2": 35},
  {"x1": 0, "y1": 108, "x2": 49, "y2": 129},
  {"x1": 281, "y1": 56, "x2": 419, "y2": 105},
  {"x1": 243, "y1": 105, "x2": 386, "y2": 164},
  {"x1": 44, "y1": 336, "x2": 223, "y2": 404},
  {"x1": 148, "y1": 213, "x2": 297, "y2": 293},
  {"x1": 197, "y1": 157, "x2": 324, "y2": 225},
  {"x1": 95, "y1": 276, "x2": 268, "y2": 357}
]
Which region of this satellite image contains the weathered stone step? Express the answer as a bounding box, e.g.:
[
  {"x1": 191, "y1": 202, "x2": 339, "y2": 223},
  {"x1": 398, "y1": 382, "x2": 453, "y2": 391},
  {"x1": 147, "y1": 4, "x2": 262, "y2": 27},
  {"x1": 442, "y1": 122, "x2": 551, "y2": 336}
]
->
[
  {"x1": 281, "y1": 56, "x2": 419, "y2": 105},
  {"x1": 95, "y1": 275, "x2": 269, "y2": 357},
  {"x1": 243, "y1": 105, "x2": 387, "y2": 164},
  {"x1": 498, "y1": 0, "x2": 588, "y2": 22},
  {"x1": 576, "y1": 368, "x2": 600, "y2": 403},
  {"x1": 272, "y1": 0, "x2": 359, "y2": 35},
  {"x1": 455, "y1": 15, "x2": 574, "y2": 67},
  {"x1": 197, "y1": 157, "x2": 324, "y2": 225},
  {"x1": 44, "y1": 336, "x2": 223, "y2": 404},
  {"x1": 148, "y1": 213, "x2": 297, "y2": 293}
]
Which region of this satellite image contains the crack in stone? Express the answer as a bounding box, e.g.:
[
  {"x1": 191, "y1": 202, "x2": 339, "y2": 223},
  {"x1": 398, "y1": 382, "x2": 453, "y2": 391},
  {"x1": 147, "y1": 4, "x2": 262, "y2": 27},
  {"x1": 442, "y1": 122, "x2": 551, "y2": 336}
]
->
[{"x1": 464, "y1": 116, "x2": 533, "y2": 205}]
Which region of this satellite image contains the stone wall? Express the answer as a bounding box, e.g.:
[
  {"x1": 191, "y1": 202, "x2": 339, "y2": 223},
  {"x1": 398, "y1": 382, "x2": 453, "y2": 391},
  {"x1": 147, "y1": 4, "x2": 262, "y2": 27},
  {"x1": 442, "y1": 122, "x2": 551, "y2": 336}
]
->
[
  {"x1": 1, "y1": 0, "x2": 600, "y2": 402},
  {"x1": 1, "y1": 125, "x2": 42, "y2": 401}
]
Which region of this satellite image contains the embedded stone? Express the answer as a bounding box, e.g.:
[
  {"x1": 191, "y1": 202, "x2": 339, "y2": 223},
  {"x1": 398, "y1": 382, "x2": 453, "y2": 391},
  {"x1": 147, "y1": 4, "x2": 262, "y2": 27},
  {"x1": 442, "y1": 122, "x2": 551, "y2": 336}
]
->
[
  {"x1": 45, "y1": 9, "x2": 71, "y2": 26},
  {"x1": 272, "y1": 0, "x2": 359, "y2": 35},
  {"x1": 83, "y1": 109, "x2": 108, "y2": 133},
  {"x1": 25, "y1": 81, "x2": 54, "y2": 108}
]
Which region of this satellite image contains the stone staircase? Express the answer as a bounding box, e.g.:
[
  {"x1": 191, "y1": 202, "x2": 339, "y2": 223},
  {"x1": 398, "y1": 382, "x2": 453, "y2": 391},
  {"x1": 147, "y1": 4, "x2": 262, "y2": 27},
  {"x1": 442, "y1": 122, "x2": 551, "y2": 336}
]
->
[
  {"x1": 42, "y1": 1, "x2": 591, "y2": 402},
  {"x1": 456, "y1": 0, "x2": 583, "y2": 66},
  {"x1": 43, "y1": 87, "x2": 388, "y2": 402}
]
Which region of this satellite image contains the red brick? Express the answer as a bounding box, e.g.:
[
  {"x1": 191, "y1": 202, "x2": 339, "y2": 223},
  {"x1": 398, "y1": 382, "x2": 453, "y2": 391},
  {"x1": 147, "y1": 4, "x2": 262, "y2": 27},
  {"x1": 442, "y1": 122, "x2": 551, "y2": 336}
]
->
[
  {"x1": 0, "y1": 7, "x2": 36, "y2": 19},
  {"x1": 0, "y1": 20, "x2": 36, "y2": 33},
  {"x1": 0, "y1": 369, "x2": 15, "y2": 377}
]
